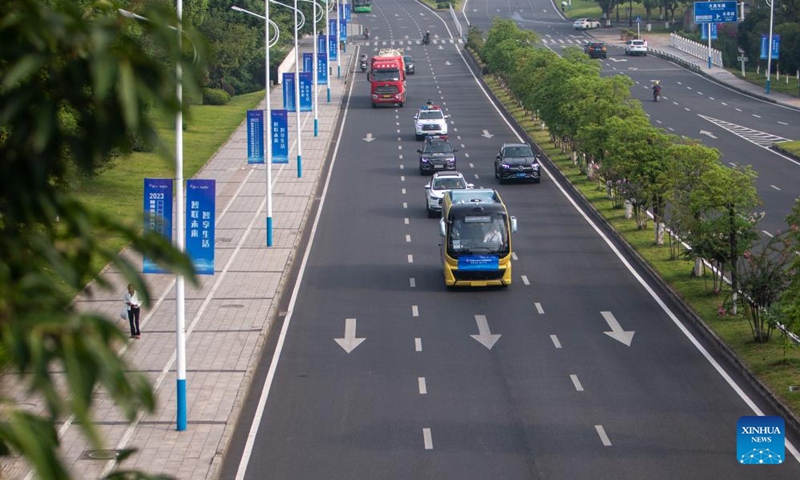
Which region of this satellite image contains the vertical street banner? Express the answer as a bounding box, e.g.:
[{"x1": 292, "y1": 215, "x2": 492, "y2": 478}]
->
[
  {"x1": 760, "y1": 34, "x2": 780, "y2": 60},
  {"x1": 271, "y1": 109, "x2": 289, "y2": 164},
  {"x1": 246, "y1": 110, "x2": 265, "y2": 164},
  {"x1": 345, "y1": 4, "x2": 351, "y2": 21},
  {"x1": 317, "y1": 34, "x2": 326, "y2": 56},
  {"x1": 317, "y1": 52, "x2": 328, "y2": 85},
  {"x1": 700, "y1": 23, "x2": 718, "y2": 40},
  {"x1": 186, "y1": 179, "x2": 215, "y2": 275},
  {"x1": 282, "y1": 72, "x2": 296, "y2": 112},
  {"x1": 303, "y1": 52, "x2": 313, "y2": 73},
  {"x1": 143, "y1": 178, "x2": 173, "y2": 274},
  {"x1": 328, "y1": 20, "x2": 338, "y2": 60},
  {"x1": 339, "y1": 18, "x2": 347, "y2": 41},
  {"x1": 299, "y1": 72, "x2": 312, "y2": 112}
]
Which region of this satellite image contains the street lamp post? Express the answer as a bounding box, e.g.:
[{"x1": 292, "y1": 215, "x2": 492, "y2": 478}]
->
[
  {"x1": 766, "y1": 0, "x2": 775, "y2": 94},
  {"x1": 294, "y1": 0, "x2": 303, "y2": 177}
]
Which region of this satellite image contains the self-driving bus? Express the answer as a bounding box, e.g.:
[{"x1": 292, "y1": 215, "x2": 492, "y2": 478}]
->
[
  {"x1": 353, "y1": 0, "x2": 372, "y2": 12},
  {"x1": 439, "y1": 189, "x2": 517, "y2": 287}
]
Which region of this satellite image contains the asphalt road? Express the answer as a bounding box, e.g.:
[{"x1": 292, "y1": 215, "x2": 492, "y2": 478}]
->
[{"x1": 220, "y1": 1, "x2": 800, "y2": 479}]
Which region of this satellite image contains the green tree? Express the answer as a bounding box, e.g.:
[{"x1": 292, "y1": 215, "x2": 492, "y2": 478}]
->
[{"x1": 0, "y1": 1, "x2": 199, "y2": 478}]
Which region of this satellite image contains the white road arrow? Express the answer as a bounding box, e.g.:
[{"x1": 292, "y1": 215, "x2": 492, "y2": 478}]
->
[
  {"x1": 470, "y1": 315, "x2": 501, "y2": 350},
  {"x1": 699, "y1": 130, "x2": 718, "y2": 139},
  {"x1": 363, "y1": 133, "x2": 375, "y2": 142},
  {"x1": 445, "y1": 60, "x2": 452, "y2": 66},
  {"x1": 481, "y1": 129, "x2": 494, "y2": 139},
  {"x1": 609, "y1": 58, "x2": 628, "y2": 63},
  {"x1": 601, "y1": 311, "x2": 634, "y2": 346},
  {"x1": 335, "y1": 318, "x2": 366, "y2": 353}
]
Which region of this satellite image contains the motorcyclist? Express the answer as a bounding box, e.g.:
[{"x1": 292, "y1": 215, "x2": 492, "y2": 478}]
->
[
  {"x1": 652, "y1": 81, "x2": 661, "y2": 101},
  {"x1": 423, "y1": 31, "x2": 430, "y2": 44},
  {"x1": 359, "y1": 54, "x2": 368, "y2": 72},
  {"x1": 364, "y1": 27, "x2": 370, "y2": 39}
]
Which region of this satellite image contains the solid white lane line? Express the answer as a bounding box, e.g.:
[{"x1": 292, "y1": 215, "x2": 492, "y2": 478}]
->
[
  {"x1": 550, "y1": 335, "x2": 562, "y2": 349},
  {"x1": 521, "y1": 275, "x2": 530, "y2": 285},
  {"x1": 418, "y1": 377, "x2": 427, "y2": 394},
  {"x1": 570, "y1": 374, "x2": 584, "y2": 392},
  {"x1": 415, "y1": 337, "x2": 422, "y2": 351},
  {"x1": 412, "y1": 305, "x2": 419, "y2": 317},
  {"x1": 423, "y1": 428, "x2": 433, "y2": 450},
  {"x1": 535, "y1": 302, "x2": 544, "y2": 314},
  {"x1": 410, "y1": 277, "x2": 416, "y2": 288},
  {"x1": 407, "y1": 254, "x2": 414, "y2": 263},
  {"x1": 595, "y1": 425, "x2": 612, "y2": 446}
]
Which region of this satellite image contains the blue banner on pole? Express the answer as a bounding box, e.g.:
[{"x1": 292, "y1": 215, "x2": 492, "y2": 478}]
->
[
  {"x1": 693, "y1": 1, "x2": 738, "y2": 23},
  {"x1": 271, "y1": 109, "x2": 289, "y2": 164},
  {"x1": 317, "y1": 53, "x2": 328, "y2": 85},
  {"x1": 700, "y1": 22, "x2": 718, "y2": 40},
  {"x1": 303, "y1": 52, "x2": 313, "y2": 73},
  {"x1": 143, "y1": 179, "x2": 173, "y2": 274},
  {"x1": 345, "y1": 4, "x2": 351, "y2": 21},
  {"x1": 339, "y1": 18, "x2": 347, "y2": 40},
  {"x1": 328, "y1": 21, "x2": 338, "y2": 60},
  {"x1": 760, "y1": 34, "x2": 780, "y2": 59},
  {"x1": 282, "y1": 72, "x2": 296, "y2": 112},
  {"x1": 318, "y1": 34, "x2": 326, "y2": 55},
  {"x1": 299, "y1": 72, "x2": 312, "y2": 112},
  {"x1": 186, "y1": 179, "x2": 215, "y2": 276},
  {"x1": 246, "y1": 110, "x2": 265, "y2": 164}
]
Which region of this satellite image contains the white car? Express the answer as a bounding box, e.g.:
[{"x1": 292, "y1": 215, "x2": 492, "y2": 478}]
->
[
  {"x1": 424, "y1": 171, "x2": 473, "y2": 217},
  {"x1": 414, "y1": 104, "x2": 449, "y2": 141},
  {"x1": 573, "y1": 18, "x2": 601, "y2": 30},
  {"x1": 624, "y1": 39, "x2": 648, "y2": 56}
]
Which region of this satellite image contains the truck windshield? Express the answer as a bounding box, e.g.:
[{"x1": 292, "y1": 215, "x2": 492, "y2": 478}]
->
[
  {"x1": 448, "y1": 215, "x2": 508, "y2": 254},
  {"x1": 372, "y1": 69, "x2": 401, "y2": 81}
]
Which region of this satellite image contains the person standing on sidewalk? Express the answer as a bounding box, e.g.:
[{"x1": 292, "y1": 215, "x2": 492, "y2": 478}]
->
[{"x1": 123, "y1": 283, "x2": 142, "y2": 339}]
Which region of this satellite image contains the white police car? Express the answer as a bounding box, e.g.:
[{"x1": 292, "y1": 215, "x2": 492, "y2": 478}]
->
[{"x1": 413, "y1": 103, "x2": 448, "y2": 141}]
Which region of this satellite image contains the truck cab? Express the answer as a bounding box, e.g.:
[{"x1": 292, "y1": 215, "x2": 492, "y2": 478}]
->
[{"x1": 368, "y1": 48, "x2": 406, "y2": 108}]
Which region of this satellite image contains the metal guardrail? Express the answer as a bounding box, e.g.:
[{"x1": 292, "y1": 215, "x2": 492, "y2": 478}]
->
[
  {"x1": 670, "y1": 33, "x2": 723, "y2": 68},
  {"x1": 449, "y1": 4, "x2": 463, "y2": 40}
]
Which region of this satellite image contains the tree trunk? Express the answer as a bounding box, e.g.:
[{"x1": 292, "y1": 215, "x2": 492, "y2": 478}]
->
[{"x1": 729, "y1": 206, "x2": 738, "y2": 315}]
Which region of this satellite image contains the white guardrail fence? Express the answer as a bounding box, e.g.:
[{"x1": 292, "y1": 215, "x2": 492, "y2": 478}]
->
[
  {"x1": 450, "y1": 4, "x2": 463, "y2": 40},
  {"x1": 670, "y1": 33, "x2": 723, "y2": 68}
]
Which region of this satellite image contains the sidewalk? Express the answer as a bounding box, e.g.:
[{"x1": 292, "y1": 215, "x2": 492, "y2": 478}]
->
[
  {"x1": 588, "y1": 26, "x2": 800, "y2": 110},
  {"x1": 1, "y1": 41, "x2": 356, "y2": 479}
]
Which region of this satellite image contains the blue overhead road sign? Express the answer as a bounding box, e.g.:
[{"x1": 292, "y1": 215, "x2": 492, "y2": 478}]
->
[{"x1": 694, "y1": 2, "x2": 738, "y2": 23}]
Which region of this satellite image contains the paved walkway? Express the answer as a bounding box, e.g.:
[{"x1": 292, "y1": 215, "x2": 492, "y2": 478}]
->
[
  {"x1": 587, "y1": 26, "x2": 800, "y2": 110},
  {"x1": 1, "y1": 41, "x2": 356, "y2": 480}
]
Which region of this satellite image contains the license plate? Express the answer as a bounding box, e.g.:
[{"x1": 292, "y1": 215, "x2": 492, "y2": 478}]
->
[
  {"x1": 434, "y1": 165, "x2": 444, "y2": 169},
  {"x1": 515, "y1": 173, "x2": 527, "y2": 178},
  {"x1": 382, "y1": 95, "x2": 392, "y2": 99}
]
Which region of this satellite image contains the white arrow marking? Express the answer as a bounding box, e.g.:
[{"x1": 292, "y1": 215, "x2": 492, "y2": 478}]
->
[
  {"x1": 335, "y1": 318, "x2": 366, "y2": 353},
  {"x1": 481, "y1": 129, "x2": 494, "y2": 138},
  {"x1": 601, "y1": 311, "x2": 635, "y2": 346},
  {"x1": 699, "y1": 130, "x2": 718, "y2": 139},
  {"x1": 363, "y1": 133, "x2": 375, "y2": 142},
  {"x1": 445, "y1": 60, "x2": 452, "y2": 65},
  {"x1": 471, "y1": 315, "x2": 501, "y2": 349}
]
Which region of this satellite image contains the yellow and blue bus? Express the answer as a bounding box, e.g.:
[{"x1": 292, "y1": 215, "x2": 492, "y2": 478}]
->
[
  {"x1": 439, "y1": 189, "x2": 517, "y2": 287},
  {"x1": 353, "y1": 0, "x2": 372, "y2": 13}
]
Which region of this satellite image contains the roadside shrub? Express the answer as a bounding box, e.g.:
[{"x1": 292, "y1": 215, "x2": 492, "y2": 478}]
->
[
  {"x1": 221, "y1": 82, "x2": 236, "y2": 97},
  {"x1": 202, "y1": 88, "x2": 231, "y2": 105}
]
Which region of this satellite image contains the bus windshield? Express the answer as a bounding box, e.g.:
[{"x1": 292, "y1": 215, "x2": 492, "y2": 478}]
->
[{"x1": 448, "y1": 215, "x2": 508, "y2": 254}]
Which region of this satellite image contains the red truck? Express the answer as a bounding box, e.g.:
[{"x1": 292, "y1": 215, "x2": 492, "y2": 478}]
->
[{"x1": 368, "y1": 48, "x2": 406, "y2": 108}]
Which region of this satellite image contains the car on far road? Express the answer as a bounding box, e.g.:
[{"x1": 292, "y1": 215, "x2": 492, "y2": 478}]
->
[
  {"x1": 624, "y1": 39, "x2": 648, "y2": 56},
  {"x1": 418, "y1": 135, "x2": 457, "y2": 175},
  {"x1": 573, "y1": 18, "x2": 601, "y2": 30},
  {"x1": 494, "y1": 143, "x2": 541, "y2": 184},
  {"x1": 584, "y1": 41, "x2": 607, "y2": 59},
  {"x1": 424, "y1": 171, "x2": 473, "y2": 217},
  {"x1": 403, "y1": 55, "x2": 415, "y2": 75}
]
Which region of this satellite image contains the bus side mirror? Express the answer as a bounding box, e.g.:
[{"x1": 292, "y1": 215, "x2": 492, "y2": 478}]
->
[
  {"x1": 439, "y1": 218, "x2": 446, "y2": 237},
  {"x1": 510, "y1": 216, "x2": 518, "y2": 233}
]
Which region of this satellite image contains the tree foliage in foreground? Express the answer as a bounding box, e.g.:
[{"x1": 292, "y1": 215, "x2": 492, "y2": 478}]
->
[{"x1": 1, "y1": 1, "x2": 199, "y2": 478}]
